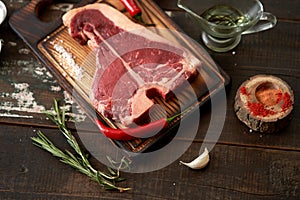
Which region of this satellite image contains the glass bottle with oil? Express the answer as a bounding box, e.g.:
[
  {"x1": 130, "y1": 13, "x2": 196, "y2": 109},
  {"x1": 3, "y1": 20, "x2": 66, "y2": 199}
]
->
[{"x1": 177, "y1": 0, "x2": 277, "y2": 52}]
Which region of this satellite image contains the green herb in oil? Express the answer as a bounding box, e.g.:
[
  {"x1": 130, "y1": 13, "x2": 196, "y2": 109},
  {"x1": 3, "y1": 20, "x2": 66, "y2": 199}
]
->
[{"x1": 201, "y1": 5, "x2": 248, "y2": 26}]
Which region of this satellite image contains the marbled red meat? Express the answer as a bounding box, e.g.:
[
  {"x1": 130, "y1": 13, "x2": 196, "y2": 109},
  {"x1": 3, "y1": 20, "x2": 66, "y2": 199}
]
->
[{"x1": 63, "y1": 3, "x2": 201, "y2": 125}]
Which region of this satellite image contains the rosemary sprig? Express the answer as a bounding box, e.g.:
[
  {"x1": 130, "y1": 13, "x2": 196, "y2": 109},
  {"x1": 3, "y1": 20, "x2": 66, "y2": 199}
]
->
[{"x1": 31, "y1": 99, "x2": 130, "y2": 192}]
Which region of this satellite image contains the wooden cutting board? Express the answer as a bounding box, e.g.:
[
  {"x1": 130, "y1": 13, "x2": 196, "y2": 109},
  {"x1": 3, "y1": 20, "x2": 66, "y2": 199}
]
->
[{"x1": 9, "y1": 0, "x2": 230, "y2": 152}]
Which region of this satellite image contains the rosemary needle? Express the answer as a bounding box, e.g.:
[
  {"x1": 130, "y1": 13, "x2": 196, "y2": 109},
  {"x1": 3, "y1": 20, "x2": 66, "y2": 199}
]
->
[{"x1": 31, "y1": 99, "x2": 130, "y2": 192}]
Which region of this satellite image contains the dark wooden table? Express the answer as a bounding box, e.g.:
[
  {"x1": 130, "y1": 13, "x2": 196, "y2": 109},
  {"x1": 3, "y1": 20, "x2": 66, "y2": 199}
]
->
[{"x1": 0, "y1": 0, "x2": 299, "y2": 199}]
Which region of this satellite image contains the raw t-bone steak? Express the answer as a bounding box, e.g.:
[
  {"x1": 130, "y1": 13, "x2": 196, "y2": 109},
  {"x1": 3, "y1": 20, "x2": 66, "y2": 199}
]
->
[{"x1": 63, "y1": 3, "x2": 202, "y2": 125}]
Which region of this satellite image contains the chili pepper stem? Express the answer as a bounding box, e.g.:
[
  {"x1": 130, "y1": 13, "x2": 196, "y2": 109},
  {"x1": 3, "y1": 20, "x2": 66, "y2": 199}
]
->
[
  {"x1": 166, "y1": 106, "x2": 192, "y2": 123},
  {"x1": 133, "y1": 13, "x2": 143, "y2": 21},
  {"x1": 165, "y1": 112, "x2": 182, "y2": 124},
  {"x1": 133, "y1": 13, "x2": 155, "y2": 26}
]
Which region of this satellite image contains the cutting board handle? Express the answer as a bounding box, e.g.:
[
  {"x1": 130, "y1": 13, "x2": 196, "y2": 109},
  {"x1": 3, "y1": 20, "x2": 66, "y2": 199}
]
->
[
  {"x1": 9, "y1": 0, "x2": 95, "y2": 47},
  {"x1": 9, "y1": 0, "x2": 62, "y2": 47}
]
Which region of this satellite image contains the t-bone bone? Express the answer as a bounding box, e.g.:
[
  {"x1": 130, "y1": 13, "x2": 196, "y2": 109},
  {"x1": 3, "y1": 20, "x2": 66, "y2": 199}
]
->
[{"x1": 63, "y1": 3, "x2": 202, "y2": 125}]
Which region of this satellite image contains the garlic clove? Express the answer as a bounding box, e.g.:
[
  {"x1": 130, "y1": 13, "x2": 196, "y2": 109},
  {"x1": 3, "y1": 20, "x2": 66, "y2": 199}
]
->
[
  {"x1": 0, "y1": 1, "x2": 7, "y2": 25},
  {"x1": 180, "y1": 147, "x2": 210, "y2": 169}
]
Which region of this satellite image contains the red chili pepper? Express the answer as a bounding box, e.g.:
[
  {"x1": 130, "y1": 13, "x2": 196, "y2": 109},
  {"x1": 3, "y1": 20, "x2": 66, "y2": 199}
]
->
[
  {"x1": 95, "y1": 113, "x2": 181, "y2": 141},
  {"x1": 120, "y1": 0, "x2": 154, "y2": 26},
  {"x1": 120, "y1": 0, "x2": 142, "y2": 18}
]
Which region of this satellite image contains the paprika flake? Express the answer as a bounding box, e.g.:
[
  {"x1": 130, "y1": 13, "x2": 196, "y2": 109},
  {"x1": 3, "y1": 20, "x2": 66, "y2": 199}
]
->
[
  {"x1": 276, "y1": 92, "x2": 283, "y2": 104},
  {"x1": 281, "y1": 92, "x2": 293, "y2": 111},
  {"x1": 241, "y1": 85, "x2": 292, "y2": 117},
  {"x1": 240, "y1": 86, "x2": 249, "y2": 96},
  {"x1": 255, "y1": 88, "x2": 282, "y2": 106},
  {"x1": 247, "y1": 102, "x2": 276, "y2": 117}
]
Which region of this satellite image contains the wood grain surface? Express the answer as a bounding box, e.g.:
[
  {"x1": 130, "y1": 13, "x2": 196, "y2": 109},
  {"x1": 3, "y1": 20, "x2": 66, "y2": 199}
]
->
[
  {"x1": 0, "y1": 0, "x2": 299, "y2": 199},
  {"x1": 9, "y1": 0, "x2": 230, "y2": 152}
]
